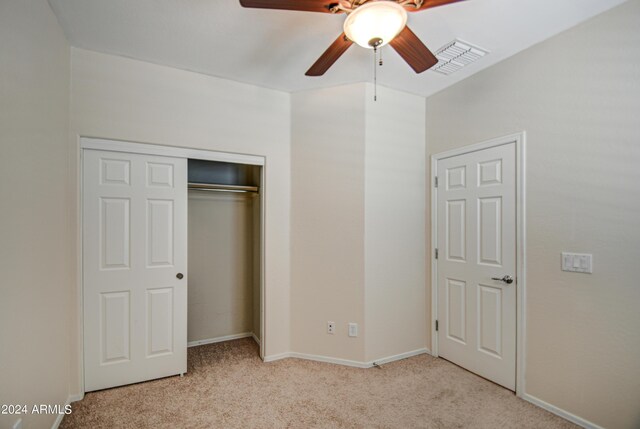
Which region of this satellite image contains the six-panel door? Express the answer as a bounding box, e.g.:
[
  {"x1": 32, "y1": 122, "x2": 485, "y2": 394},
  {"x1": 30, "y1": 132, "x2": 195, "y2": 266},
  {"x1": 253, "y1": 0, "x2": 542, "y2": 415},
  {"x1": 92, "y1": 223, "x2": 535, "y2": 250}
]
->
[
  {"x1": 436, "y1": 143, "x2": 516, "y2": 390},
  {"x1": 83, "y1": 149, "x2": 187, "y2": 392}
]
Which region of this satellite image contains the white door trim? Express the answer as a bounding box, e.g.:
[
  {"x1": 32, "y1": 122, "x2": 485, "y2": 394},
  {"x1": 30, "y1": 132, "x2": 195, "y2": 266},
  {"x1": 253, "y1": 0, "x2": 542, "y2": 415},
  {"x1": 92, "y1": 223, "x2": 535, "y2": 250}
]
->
[
  {"x1": 430, "y1": 132, "x2": 526, "y2": 397},
  {"x1": 77, "y1": 136, "x2": 267, "y2": 395}
]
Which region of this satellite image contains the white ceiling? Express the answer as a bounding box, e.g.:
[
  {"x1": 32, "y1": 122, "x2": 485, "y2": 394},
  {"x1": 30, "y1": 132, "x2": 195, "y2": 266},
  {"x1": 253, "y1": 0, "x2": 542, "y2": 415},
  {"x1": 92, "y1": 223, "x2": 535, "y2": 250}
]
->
[{"x1": 48, "y1": 0, "x2": 627, "y2": 97}]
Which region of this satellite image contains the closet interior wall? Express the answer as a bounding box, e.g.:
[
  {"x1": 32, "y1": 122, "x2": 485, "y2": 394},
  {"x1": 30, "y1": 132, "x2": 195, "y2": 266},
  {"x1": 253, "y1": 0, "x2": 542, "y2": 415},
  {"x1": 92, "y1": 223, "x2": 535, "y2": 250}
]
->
[{"x1": 187, "y1": 160, "x2": 261, "y2": 346}]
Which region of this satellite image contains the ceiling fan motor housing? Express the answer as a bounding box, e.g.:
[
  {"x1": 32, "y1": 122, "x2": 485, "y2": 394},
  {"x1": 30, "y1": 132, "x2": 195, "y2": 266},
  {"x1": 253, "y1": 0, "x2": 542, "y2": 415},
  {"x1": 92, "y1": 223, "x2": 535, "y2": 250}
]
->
[{"x1": 368, "y1": 37, "x2": 383, "y2": 47}]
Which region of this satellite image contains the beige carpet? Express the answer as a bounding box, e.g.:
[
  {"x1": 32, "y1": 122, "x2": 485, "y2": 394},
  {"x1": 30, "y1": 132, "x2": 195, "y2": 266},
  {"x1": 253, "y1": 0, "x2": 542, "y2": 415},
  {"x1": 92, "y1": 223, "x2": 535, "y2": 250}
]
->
[{"x1": 61, "y1": 338, "x2": 575, "y2": 428}]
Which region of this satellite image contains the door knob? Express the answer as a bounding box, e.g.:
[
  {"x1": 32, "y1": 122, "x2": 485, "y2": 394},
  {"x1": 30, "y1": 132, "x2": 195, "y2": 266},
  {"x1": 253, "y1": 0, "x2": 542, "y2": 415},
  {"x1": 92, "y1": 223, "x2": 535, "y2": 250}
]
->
[
  {"x1": 176, "y1": 273, "x2": 184, "y2": 280},
  {"x1": 491, "y1": 275, "x2": 513, "y2": 284}
]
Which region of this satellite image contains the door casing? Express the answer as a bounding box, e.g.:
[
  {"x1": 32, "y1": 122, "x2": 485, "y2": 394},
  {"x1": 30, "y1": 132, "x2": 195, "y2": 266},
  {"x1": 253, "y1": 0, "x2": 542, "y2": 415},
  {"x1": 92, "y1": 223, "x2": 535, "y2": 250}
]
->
[
  {"x1": 77, "y1": 137, "x2": 267, "y2": 395},
  {"x1": 430, "y1": 132, "x2": 526, "y2": 397}
]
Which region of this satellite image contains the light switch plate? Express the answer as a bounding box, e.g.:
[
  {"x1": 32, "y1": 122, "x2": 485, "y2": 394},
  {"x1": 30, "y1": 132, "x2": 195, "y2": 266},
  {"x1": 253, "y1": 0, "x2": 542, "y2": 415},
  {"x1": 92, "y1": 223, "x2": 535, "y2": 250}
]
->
[
  {"x1": 348, "y1": 323, "x2": 358, "y2": 337},
  {"x1": 562, "y1": 252, "x2": 593, "y2": 273}
]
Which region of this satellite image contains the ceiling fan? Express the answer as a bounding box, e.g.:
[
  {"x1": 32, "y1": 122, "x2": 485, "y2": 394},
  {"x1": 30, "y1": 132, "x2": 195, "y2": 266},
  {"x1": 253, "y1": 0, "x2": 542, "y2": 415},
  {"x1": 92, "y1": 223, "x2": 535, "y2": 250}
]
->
[{"x1": 239, "y1": 0, "x2": 465, "y2": 76}]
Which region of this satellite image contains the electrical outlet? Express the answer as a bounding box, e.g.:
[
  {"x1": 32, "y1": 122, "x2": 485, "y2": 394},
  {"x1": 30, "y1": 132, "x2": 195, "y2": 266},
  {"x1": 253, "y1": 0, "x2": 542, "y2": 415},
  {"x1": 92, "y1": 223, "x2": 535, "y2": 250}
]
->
[
  {"x1": 327, "y1": 321, "x2": 335, "y2": 334},
  {"x1": 13, "y1": 418, "x2": 22, "y2": 429},
  {"x1": 348, "y1": 323, "x2": 358, "y2": 337}
]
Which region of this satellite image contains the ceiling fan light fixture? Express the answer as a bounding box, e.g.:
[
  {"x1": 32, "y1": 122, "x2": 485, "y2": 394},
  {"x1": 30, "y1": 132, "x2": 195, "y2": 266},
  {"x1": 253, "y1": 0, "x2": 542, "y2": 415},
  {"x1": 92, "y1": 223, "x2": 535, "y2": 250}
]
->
[{"x1": 343, "y1": 1, "x2": 408, "y2": 49}]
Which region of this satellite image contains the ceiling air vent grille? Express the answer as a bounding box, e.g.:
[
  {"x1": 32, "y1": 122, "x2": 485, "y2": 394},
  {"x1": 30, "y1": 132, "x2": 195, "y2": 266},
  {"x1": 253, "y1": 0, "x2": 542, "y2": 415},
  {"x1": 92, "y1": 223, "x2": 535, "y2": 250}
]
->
[{"x1": 432, "y1": 40, "x2": 488, "y2": 75}]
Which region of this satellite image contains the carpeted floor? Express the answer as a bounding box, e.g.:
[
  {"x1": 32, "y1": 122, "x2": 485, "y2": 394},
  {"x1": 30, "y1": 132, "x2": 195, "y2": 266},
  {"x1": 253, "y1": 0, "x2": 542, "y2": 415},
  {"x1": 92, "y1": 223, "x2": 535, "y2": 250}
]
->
[{"x1": 61, "y1": 338, "x2": 575, "y2": 428}]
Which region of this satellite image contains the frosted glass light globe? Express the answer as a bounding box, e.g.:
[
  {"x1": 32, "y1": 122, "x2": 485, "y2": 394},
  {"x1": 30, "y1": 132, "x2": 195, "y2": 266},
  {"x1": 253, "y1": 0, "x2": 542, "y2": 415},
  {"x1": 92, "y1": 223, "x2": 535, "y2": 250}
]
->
[{"x1": 343, "y1": 1, "x2": 408, "y2": 49}]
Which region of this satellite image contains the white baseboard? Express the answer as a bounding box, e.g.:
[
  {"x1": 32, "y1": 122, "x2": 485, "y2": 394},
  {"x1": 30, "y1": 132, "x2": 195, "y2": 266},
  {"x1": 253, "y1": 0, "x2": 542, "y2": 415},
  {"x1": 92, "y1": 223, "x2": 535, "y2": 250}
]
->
[
  {"x1": 52, "y1": 412, "x2": 65, "y2": 429},
  {"x1": 263, "y1": 348, "x2": 430, "y2": 368},
  {"x1": 51, "y1": 392, "x2": 80, "y2": 429},
  {"x1": 187, "y1": 332, "x2": 253, "y2": 347},
  {"x1": 370, "y1": 348, "x2": 431, "y2": 366},
  {"x1": 522, "y1": 393, "x2": 604, "y2": 429},
  {"x1": 251, "y1": 333, "x2": 261, "y2": 347},
  {"x1": 263, "y1": 352, "x2": 293, "y2": 363},
  {"x1": 289, "y1": 352, "x2": 370, "y2": 368},
  {"x1": 68, "y1": 393, "x2": 84, "y2": 403}
]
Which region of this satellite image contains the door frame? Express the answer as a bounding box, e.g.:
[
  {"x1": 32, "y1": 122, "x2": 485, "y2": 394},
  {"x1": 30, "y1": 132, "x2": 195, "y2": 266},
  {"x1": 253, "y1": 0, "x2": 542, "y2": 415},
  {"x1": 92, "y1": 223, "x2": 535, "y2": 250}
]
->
[
  {"x1": 77, "y1": 137, "x2": 267, "y2": 394},
  {"x1": 430, "y1": 132, "x2": 526, "y2": 397}
]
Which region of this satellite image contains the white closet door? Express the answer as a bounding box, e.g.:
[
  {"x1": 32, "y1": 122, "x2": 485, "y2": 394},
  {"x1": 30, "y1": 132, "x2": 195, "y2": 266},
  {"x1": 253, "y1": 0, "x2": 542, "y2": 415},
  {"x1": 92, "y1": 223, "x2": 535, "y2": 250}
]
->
[{"x1": 83, "y1": 149, "x2": 187, "y2": 392}]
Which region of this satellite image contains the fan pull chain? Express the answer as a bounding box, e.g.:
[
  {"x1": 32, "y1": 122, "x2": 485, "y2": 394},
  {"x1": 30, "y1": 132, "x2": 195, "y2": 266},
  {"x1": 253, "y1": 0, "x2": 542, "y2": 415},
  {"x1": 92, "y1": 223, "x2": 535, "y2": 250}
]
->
[
  {"x1": 373, "y1": 46, "x2": 377, "y2": 102},
  {"x1": 372, "y1": 47, "x2": 384, "y2": 102}
]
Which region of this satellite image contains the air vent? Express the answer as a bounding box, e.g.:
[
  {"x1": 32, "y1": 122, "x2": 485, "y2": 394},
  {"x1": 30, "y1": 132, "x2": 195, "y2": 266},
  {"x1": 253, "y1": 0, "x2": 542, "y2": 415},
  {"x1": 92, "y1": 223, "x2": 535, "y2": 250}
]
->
[{"x1": 432, "y1": 39, "x2": 488, "y2": 75}]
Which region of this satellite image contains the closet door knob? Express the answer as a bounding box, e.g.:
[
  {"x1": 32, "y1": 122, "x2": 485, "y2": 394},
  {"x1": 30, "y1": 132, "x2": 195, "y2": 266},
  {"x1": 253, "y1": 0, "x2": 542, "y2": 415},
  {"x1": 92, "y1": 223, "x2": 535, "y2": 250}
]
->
[
  {"x1": 491, "y1": 275, "x2": 513, "y2": 284},
  {"x1": 176, "y1": 273, "x2": 184, "y2": 280}
]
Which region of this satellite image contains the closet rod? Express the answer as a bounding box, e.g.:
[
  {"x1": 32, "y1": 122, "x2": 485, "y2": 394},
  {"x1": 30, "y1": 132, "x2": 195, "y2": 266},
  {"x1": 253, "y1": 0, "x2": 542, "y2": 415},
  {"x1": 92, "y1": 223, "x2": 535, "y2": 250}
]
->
[{"x1": 188, "y1": 182, "x2": 259, "y2": 193}]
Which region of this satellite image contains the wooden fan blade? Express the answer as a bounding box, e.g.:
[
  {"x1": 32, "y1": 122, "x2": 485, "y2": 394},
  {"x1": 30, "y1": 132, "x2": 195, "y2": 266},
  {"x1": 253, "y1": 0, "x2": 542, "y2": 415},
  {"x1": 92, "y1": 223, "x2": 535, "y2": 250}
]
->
[
  {"x1": 239, "y1": 0, "x2": 340, "y2": 13},
  {"x1": 306, "y1": 33, "x2": 353, "y2": 76},
  {"x1": 389, "y1": 26, "x2": 438, "y2": 73},
  {"x1": 408, "y1": 0, "x2": 466, "y2": 12}
]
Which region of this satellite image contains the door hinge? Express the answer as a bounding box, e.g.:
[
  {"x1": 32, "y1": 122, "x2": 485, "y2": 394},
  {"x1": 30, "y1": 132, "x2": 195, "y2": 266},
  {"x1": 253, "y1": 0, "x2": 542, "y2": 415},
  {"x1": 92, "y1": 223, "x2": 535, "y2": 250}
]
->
[
  {"x1": 435, "y1": 248, "x2": 439, "y2": 259},
  {"x1": 434, "y1": 176, "x2": 438, "y2": 188},
  {"x1": 435, "y1": 320, "x2": 439, "y2": 331}
]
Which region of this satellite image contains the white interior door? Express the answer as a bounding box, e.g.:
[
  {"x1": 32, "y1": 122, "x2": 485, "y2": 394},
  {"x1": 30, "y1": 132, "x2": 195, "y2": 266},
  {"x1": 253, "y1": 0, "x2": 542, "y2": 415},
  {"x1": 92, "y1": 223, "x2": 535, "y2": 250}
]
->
[
  {"x1": 83, "y1": 149, "x2": 187, "y2": 392},
  {"x1": 436, "y1": 142, "x2": 516, "y2": 390}
]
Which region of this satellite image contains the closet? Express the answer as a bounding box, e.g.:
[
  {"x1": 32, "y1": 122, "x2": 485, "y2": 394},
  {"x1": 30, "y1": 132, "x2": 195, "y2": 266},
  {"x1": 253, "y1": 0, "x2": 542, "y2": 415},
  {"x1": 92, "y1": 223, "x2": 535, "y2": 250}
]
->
[
  {"x1": 187, "y1": 159, "x2": 262, "y2": 348},
  {"x1": 81, "y1": 138, "x2": 263, "y2": 392}
]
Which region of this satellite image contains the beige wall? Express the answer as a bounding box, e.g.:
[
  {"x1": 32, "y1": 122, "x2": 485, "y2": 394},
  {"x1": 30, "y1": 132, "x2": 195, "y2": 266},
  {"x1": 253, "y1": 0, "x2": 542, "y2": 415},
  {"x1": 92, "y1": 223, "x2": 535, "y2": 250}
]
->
[
  {"x1": 188, "y1": 191, "x2": 259, "y2": 343},
  {"x1": 291, "y1": 84, "x2": 428, "y2": 363},
  {"x1": 425, "y1": 1, "x2": 640, "y2": 427},
  {"x1": 290, "y1": 84, "x2": 367, "y2": 361},
  {"x1": 69, "y1": 49, "x2": 291, "y2": 393},
  {"x1": 364, "y1": 85, "x2": 427, "y2": 362},
  {"x1": 0, "y1": 1, "x2": 72, "y2": 428}
]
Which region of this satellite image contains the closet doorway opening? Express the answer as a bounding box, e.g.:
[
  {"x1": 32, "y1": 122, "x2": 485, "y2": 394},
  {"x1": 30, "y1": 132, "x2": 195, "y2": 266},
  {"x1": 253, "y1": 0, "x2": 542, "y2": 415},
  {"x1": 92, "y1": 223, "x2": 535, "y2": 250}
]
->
[
  {"x1": 187, "y1": 159, "x2": 263, "y2": 354},
  {"x1": 80, "y1": 138, "x2": 265, "y2": 392}
]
